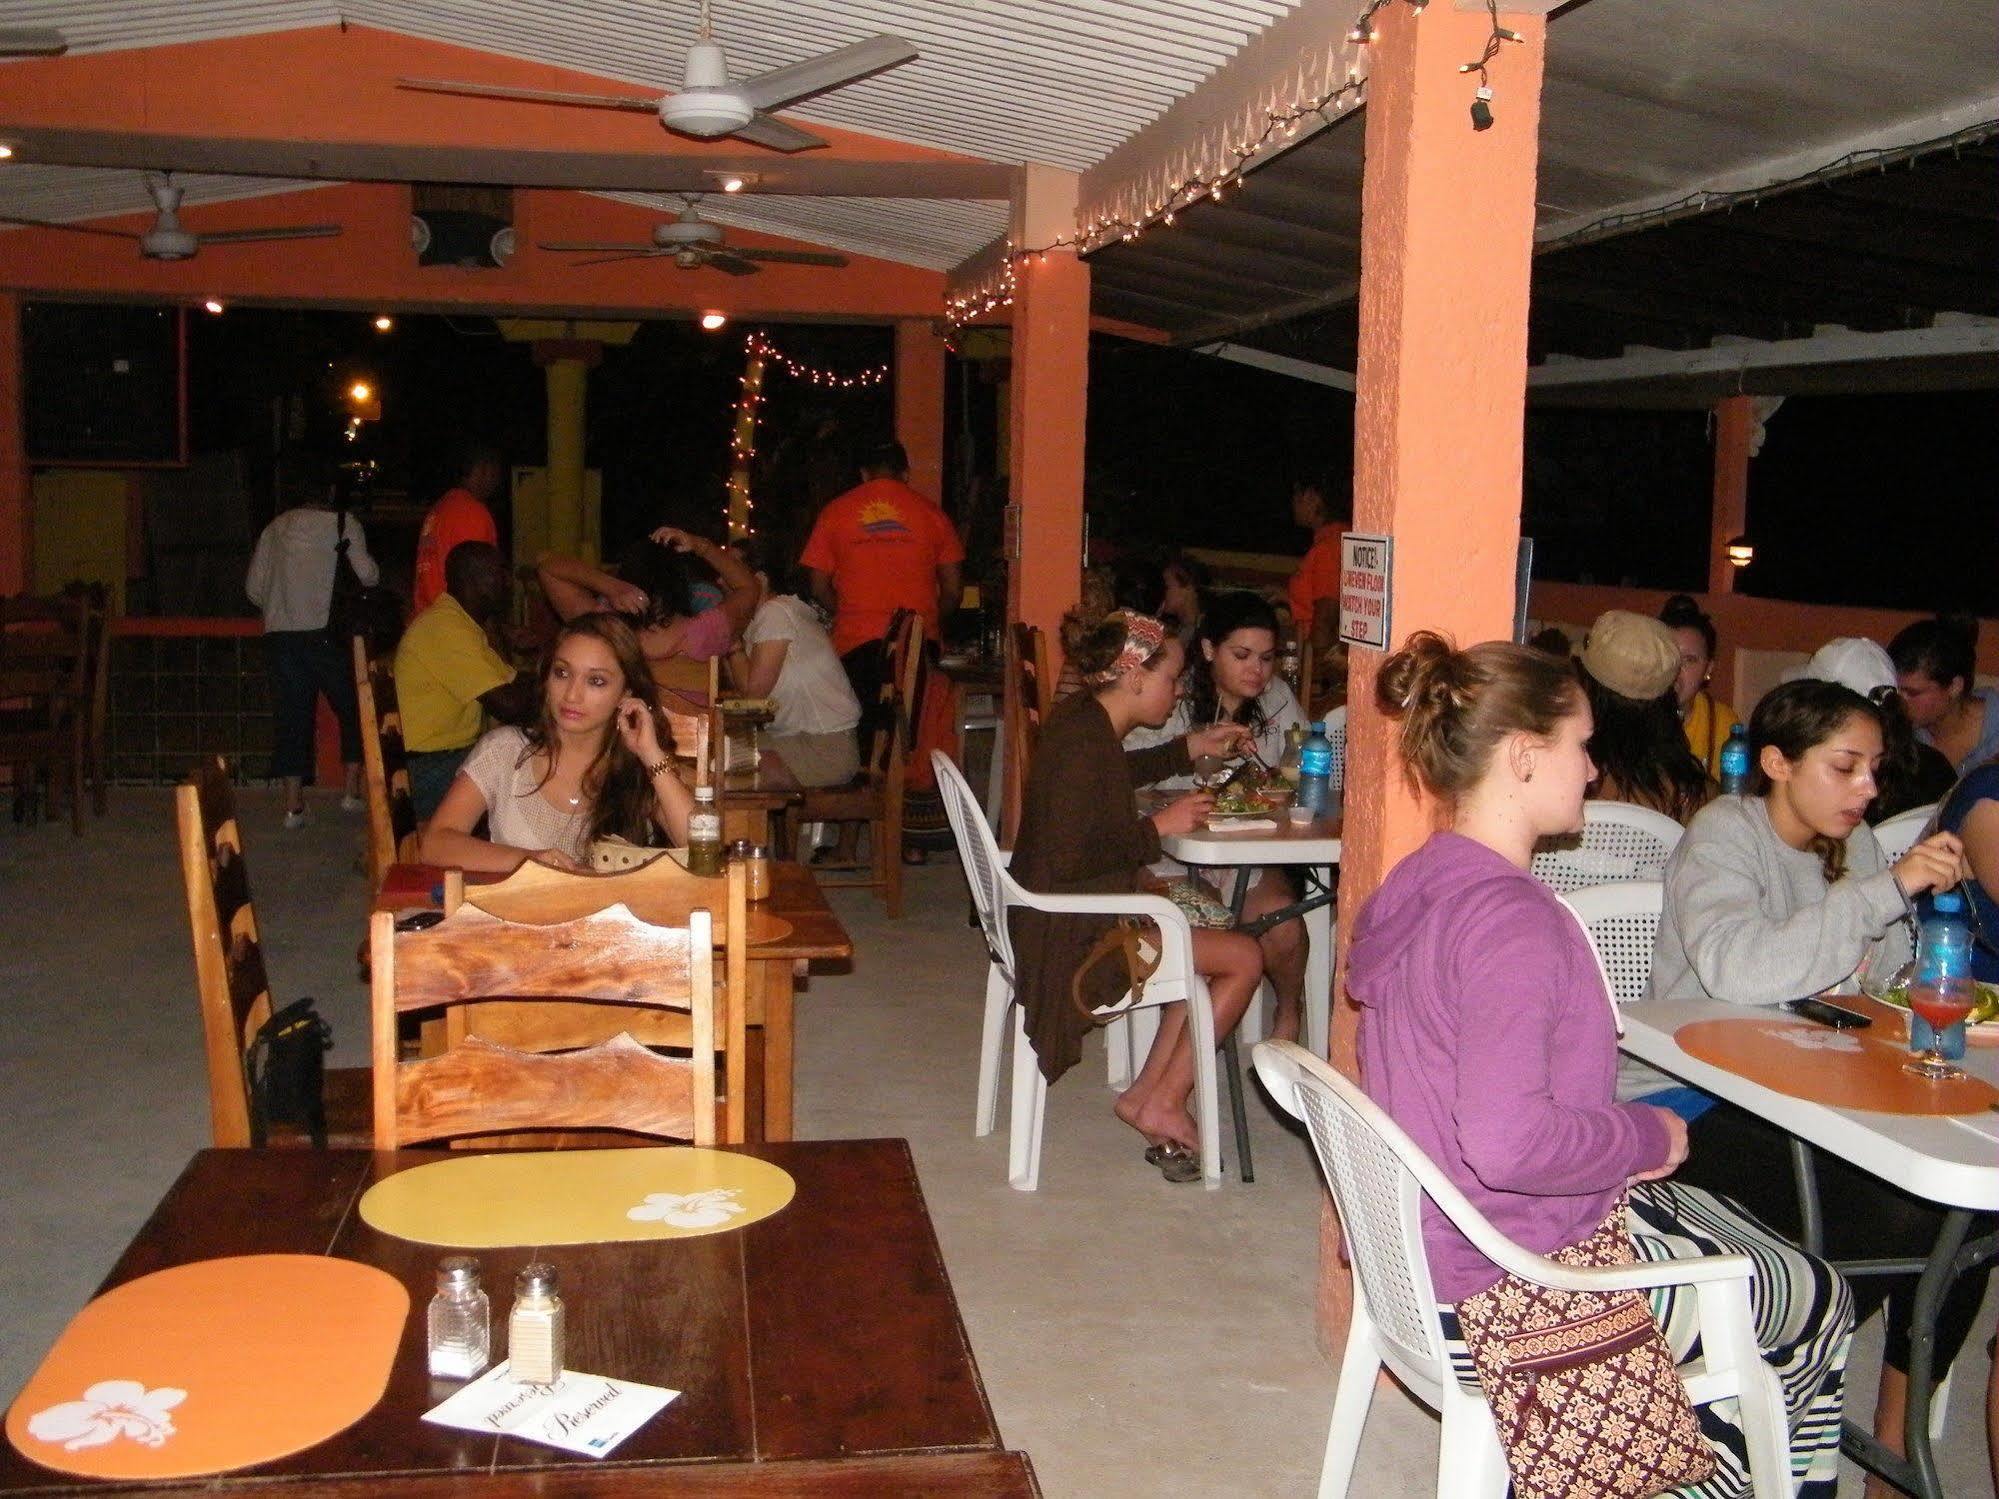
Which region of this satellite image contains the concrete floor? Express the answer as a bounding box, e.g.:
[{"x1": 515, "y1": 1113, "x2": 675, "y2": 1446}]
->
[{"x1": 1, "y1": 785, "x2": 1992, "y2": 1496}]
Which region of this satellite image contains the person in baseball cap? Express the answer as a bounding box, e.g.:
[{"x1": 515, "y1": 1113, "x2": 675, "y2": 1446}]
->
[{"x1": 1576, "y1": 610, "x2": 1716, "y2": 822}]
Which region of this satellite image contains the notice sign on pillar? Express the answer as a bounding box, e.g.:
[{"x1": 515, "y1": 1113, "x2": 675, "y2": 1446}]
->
[{"x1": 1338, "y1": 532, "x2": 1393, "y2": 650}]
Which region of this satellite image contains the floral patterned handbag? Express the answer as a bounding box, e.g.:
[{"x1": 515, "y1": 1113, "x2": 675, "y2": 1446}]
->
[{"x1": 1452, "y1": 1195, "x2": 1716, "y2": 1499}]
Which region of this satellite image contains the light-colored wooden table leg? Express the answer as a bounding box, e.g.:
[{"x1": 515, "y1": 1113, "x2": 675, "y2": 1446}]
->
[{"x1": 763, "y1": 961, "x2": 798, "y2": 1140}]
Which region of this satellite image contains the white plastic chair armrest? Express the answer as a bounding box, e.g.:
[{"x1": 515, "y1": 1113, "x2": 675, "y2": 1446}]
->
[
  {"x1": 1494, "y1": 1249, "x2": 1757, "y2": 1296},
  {"x1": 1005, "y1": 888, "x2": 1198, "y2": 978}
]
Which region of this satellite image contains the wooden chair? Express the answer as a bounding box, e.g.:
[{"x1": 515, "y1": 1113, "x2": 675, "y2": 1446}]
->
[
  {"x1": 175, "y1": 755, "x2": 371, "y2": 1148},
  {"x1": 57, "y1": 582, "x2": 114, "y2": 818},
  {"x1": 353, "y1": 636, "x2": 420, "y2": 888},
  {"x1": 999, "y1": 622, "x2": 1051, "y2": 848},
  {"x1": 794, "y1": 609, "x2": 923, "y2": 916},
  {"x1": 370, "y1": 901, "x2": 723, "y2": 1149},
  {"x1": 0, "y1": 592, "x2": 95, "y2": 833},
  {"x1": 439, "y1": 855, "x2": 752, "y2": 1143}
]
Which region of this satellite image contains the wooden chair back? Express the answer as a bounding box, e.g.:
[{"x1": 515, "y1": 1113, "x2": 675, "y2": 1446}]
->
[
  {"x1": 371, "y1": 901, "x2": 722, "y2": 1149},
  {"x1": 0, "y1": 592, "x2": 95, "y2": 832},
  {"x1": 175, "y1": 756, "x2": 277, "y2": 1147},
  {"x1": 353, "y1": 636, "x2": 420, "y2": 887},
  {"x1": 440, "y1": 856, "x2": 751, "y2": 1142},
  {"x1": 1001, "y1": 622, "x2": 1050, "y2": 846}
]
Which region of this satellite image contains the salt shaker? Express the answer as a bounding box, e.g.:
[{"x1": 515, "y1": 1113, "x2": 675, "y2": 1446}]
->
[
  {"x1": 745, "y1": 843, "x2": 772, "y2": 902},
  {"x1": 426, "y1": 1256, "x2": 490, "y2": 1379},
  {"x1": 507, "y1": 1262, "x2": 566, "y2": 1385}
]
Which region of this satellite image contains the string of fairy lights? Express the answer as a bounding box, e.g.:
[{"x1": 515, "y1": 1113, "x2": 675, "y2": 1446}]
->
[
  {"x1": 944, "y1": 0, "x2": 1526, "y2": 326},
  {"x1": 724, "y1": 331, "x2": 892, "y2": 538}
]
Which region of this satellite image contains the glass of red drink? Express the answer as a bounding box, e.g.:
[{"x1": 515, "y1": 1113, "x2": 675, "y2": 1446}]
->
[{"x1": 1903, "y1": 982, "x2": 1975, "y2": 1081}]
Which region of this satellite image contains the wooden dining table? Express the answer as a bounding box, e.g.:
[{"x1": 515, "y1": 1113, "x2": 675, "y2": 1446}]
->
[
  {"x1": 0, "y1": 1142, "x2": 1036, "y2": 1496},
  {"x1": 374, "y1": 858, "x2": 852, "y2": 1141}
]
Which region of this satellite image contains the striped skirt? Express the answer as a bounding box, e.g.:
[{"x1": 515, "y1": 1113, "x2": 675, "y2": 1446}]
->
[{"x1": 1441, "y1": 1180, "x2": 1854, "y2": 1498}]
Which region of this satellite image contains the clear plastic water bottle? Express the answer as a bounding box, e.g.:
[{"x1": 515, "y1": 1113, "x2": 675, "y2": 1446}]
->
[
  {"x1": 1908, "y1": 890, "x2": 1973, "y2": 1062},
  {"x1": 1717, "y1": 723, "x2": 1752, "y2": 795},
  {"x1": 1297, "y1": 718, "x2": 1333, "y2": 815},
  {"x1": 427, "y1": 1256, "x2": 490, "y2": 1380}
]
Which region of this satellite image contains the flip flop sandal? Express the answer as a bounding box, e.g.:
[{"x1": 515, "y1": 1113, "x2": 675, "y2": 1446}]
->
[
  {"x1": 1143, "y1": 1143, "x2": 1169, "y2": 1166},
  {"x1": 1154, "y1": 1145, "x2": 1203, "y2": 1184}
]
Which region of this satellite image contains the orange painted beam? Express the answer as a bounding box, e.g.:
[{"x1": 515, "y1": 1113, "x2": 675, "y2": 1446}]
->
[
  {"x1": 0, "y1": 183, "x2": 945, "y2": 321},
  {"x1": 0, "y1": 294, "x2": 25, "y2": 593},
  {"x1": 1708, "y1": 395, "x2": 1753, "y2": 596},
  {"x1": 0, "y1": 24, "x2": 980, "y2": 169},
  {"x1": 894, "y1": 319, "x2": 948, "y2": 506},
  {"x1": 1327, "y1": 0, "x2": 1547, "y2": 1343}
]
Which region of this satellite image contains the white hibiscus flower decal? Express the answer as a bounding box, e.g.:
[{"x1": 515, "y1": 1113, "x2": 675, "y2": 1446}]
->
[
  {"x1": 1766, "y1": 1025, "x2": 1862, "y2": 1053},
  {"x1": 27, "y1": 1380, "x2": 186, "y2": 1451},
  {"x1": 626, "y1": 1187, "x2": 746, "y2": 1229}
]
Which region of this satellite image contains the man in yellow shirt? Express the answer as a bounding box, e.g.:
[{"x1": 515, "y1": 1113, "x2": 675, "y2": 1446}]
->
[{"x1": 394, "y1": 542, "x2": 527, "y2": 818}]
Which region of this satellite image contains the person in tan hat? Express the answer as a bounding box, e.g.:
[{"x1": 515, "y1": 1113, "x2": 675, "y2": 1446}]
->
[{"x1": 1577, "y1": 610, "x2": 1716, "y2": 822}]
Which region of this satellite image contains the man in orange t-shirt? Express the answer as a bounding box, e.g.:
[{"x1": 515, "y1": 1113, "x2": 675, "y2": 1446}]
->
[
  {"x1": 411, "y1": 444, "x2": 503, "y2": 614},
  {"x1": 1286, "y1": 476, "x2": 1349, "y2": 652},
  {"x1": 800, "y1": 441, "x2": 964, "y2": 660}
]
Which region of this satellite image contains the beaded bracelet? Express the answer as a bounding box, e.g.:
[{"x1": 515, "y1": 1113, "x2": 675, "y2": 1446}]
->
[{"x1": 643, "y1": 759, "x2": 676, "y2": 781}]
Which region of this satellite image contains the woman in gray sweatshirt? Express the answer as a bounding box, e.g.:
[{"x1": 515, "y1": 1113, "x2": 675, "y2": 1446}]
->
[{"x1": 1655, "y1": 679, "x2": 1985, "y2": 1483}]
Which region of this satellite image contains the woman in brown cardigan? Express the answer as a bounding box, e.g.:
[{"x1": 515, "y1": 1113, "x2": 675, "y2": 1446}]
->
[{"x1": 1009, "y1": 610, "x2": 1265, "y2": 1178}]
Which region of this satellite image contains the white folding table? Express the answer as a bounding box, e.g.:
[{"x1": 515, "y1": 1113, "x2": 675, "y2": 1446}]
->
[{"x1": 1619, "y1": 996, "x2": 1999, "y2": 1499}]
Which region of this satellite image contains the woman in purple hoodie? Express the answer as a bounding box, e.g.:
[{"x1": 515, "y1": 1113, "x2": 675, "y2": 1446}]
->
[{"x1": 1347, "y1": 632, "x2": 1852, "y2": 1498}]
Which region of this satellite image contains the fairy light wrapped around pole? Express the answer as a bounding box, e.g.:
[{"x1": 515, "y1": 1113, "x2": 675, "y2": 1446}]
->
[{"x1": 726, "y1": 346, "x2": 767, "y2": 541}]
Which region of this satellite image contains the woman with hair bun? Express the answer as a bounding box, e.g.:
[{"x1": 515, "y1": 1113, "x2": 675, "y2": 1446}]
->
[
  {"x1": 1008, "y1": 610, "x2": 1263, "y2": 1182},
  {"x1": 1347, "y1": 631, "x2": 1851, "y2": 1497}
]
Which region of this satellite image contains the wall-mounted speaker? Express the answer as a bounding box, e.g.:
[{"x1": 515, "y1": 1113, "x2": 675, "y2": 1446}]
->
[{"x1": 410, "y1": 184, "x2": 516, "y2": 270}]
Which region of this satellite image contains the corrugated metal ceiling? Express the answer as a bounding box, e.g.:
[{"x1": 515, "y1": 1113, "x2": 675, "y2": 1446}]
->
[{"x1": 0, "y1": 0, "x2": 1300, "y2": 266}]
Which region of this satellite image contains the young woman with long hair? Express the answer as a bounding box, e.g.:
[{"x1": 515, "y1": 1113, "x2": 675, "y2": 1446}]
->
[
  {"x1": 1126, "y1": 591, "x2": 1311, "y2": 1040},
  {"x1": 1348, "y1": 632, "x2": 1851, "y2": 1497},
  {"x1": 1653, "y1": 678, "x2": 1986, "y2": 1494},
  {"x1": 1008, "y1": 610, "x2": 1263, "y2": 1182},
  {"x1": 1577, "y1": 609, "x2": 1715, "y2": 822},
  {"x1": 420, "y1": 613, "x2": 694, "y2": 874}
]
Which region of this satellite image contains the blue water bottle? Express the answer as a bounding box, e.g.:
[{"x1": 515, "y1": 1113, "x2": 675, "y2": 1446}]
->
[
  {"x1": 1297, "y1": 718, "x2": 1333, "y2": 815},
  {"x1": 1908, "y1": 890, "x2": 1972, "y2": 1062},
  {"x1": 1717, "y1": 723, "x2": 1752, "y2": 795}
]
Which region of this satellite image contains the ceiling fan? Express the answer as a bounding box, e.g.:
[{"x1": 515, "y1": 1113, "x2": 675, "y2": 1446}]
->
[
  {"x1": 0, "y1": 174, "x2": 341, "y2": 260},
  {"x1": 398, "y1": 0, "x2": 915, "y2": 154},
  {"x1": 539, "y1": 197, "x2": 847, "y2": 275}
]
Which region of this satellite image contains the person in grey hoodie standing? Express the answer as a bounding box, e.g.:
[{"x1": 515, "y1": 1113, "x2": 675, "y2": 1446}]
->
[
  {"x1": 1655, "y1": 678, "x2": 1988, "y2": 1493},
  {"x1": 1349, "y1": 632, "x2": 1851, "y2": 1498}
]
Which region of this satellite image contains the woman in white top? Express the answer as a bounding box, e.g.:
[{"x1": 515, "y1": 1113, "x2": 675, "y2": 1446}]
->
[
  {"x1": 421, "y1": 613, "x2": 694, "y2": 873},
  {"x1": 729, "y1": 541, "x2": 862, "y2": 788},
  {"x1": 245, "y1": 472, "x2": 379, "y2": 828},
  {"x1": 1125, "y1": 591, "x2": 1311, "y2": 1040}
]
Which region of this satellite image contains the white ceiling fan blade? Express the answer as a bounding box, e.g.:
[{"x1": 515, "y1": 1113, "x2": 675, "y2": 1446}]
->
[
  {"x1": 736, "y1": 36, "x2": 917, "y2": 112},
  {"x1": 732, "y1": 113, "x2": 828, "y2": 154},
  {"x1": 732, "y1": 247, "x2": 847, "y2": 267},
  {"x1": 199, "y1": 224, "x2": 342, "y2": 245},
  {"x1": 0, "y1": 27, "x2": 66, "y2": 56},
  {"x1": 0, "y1": 213, "x2": 139, "y2": 240},
  {"x1": 538, "y1": 241, "x2": 657, "y2": 253},
  {"x1": 396, "y1": 77, "x2": 660, "y2": 113}
]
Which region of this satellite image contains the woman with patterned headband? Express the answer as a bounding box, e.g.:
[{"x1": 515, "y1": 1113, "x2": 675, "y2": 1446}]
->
[{"x1": 1007, "y1": 609, "x2": 1264, "y2": 1182}]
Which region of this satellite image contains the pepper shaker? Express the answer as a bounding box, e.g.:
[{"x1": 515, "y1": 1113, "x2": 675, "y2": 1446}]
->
[{"x1": 507, "y1": 1262, "x2": 565, "y2": 1385}]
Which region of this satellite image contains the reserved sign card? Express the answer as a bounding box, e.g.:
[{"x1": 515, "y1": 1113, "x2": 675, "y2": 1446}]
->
[{"x1": 422, "y1": 1363, "x2": 679, "y2": 1458}]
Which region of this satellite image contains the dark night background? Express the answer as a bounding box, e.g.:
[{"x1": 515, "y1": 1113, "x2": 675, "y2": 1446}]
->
[{"x1": 63, "y1": 304, "x2": 1997, "y2": 616}]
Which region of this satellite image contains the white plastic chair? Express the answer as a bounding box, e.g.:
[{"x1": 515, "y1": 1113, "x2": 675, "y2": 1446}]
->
[
  {"x1": 1561, "y1": 881, "x2": 1663, "y2": 1006},
  {"x1": 1531, "y1": 798, "x2": 1684, "y2": 895},
  {"x1": 1871, "y1": 801, "x2": 1937, "y2": 866},
  {"x1": 934, "y1": 751, "x2": 1228, "y2": 1189},
  {"x1": 1322, "y1": 705, "x2": 1348, "y2": 788},
  {"x1": 1251, "y1": 1040, "x2": 1792, "y2": 1499}
]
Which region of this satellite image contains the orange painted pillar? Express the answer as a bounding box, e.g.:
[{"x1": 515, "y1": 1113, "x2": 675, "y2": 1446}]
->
[
  {"x1": 0, "y1": 293, "x2": 28, "y2": 593},
  {"x1": 1708, "y1": 395, "x2": 1754, "y2": 596},
  {"x1": 1326, "y1": 0, "x2": 1548, "y2": 1346},
  {"x1": 894, "y1": 319, "x2": 948, "y2": 508},
  {"x1": 1006, "y1": 165, "x2": 1088, "y2": 644}
]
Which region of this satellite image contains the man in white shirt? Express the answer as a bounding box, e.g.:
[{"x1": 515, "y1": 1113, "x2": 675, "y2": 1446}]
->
[{"x1": 245, "y1": 468, "x2": 380, "y2": 828}]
